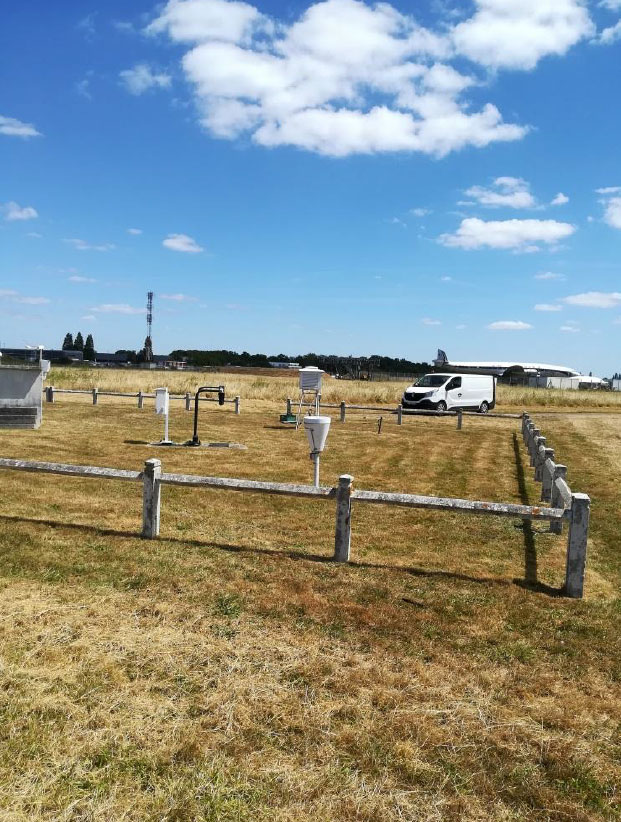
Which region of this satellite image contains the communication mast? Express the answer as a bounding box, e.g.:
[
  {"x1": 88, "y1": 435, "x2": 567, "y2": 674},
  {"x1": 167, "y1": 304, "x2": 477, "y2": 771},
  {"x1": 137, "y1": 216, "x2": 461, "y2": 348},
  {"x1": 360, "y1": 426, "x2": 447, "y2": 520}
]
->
[{"x1": 144, "y1": 291, "x2": 154, "y2": 362}]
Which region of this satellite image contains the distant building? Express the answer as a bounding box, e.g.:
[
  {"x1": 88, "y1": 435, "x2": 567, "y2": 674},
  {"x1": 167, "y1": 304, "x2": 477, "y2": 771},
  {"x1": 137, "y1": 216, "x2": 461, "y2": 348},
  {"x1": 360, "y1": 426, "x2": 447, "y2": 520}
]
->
[
  {"x1": 269, "y1": 361, "x2": 301, "y2": 369},
  {"x1": 1, "y1": 347, "x2": 83, "y2": 363}
]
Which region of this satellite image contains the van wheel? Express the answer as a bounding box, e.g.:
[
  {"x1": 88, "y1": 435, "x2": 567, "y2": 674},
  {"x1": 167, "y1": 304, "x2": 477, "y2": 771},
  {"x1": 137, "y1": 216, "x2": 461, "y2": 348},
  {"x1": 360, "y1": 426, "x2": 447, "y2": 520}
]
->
[
  {"x1": 436, "y1": 401, "x2": 447, "y2": 412},
  {"x1": 479, "y1": 401, "x2": 489, "y2": 414}
]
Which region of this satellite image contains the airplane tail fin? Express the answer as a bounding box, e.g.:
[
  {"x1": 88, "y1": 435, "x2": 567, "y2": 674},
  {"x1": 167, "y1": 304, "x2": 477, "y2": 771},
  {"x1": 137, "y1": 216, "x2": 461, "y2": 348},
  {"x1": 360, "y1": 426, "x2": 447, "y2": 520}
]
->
[{"x1": 434, "y1": 348, "x2": 448, "y2": 366}]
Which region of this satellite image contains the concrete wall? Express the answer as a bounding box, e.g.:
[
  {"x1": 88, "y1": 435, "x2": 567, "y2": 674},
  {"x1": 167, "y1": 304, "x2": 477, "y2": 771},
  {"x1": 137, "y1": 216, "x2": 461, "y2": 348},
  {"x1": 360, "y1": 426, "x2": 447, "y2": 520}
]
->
[{"x1": 0, "y1": 365, "x2": 44, "y2": 425}]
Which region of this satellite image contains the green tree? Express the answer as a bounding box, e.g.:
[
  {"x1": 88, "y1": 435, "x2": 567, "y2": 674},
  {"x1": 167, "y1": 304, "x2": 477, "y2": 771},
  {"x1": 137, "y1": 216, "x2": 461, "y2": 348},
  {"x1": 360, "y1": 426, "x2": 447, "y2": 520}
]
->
[
  {"x1": 84, "y1": 334, "x2": 95, "y2": 360},
  {"x1": 62, "y1": 333, "x2": 74, "y2": 350},
  {"x1": 74, "y1": 332, "x2": 84, "y2": 351}
]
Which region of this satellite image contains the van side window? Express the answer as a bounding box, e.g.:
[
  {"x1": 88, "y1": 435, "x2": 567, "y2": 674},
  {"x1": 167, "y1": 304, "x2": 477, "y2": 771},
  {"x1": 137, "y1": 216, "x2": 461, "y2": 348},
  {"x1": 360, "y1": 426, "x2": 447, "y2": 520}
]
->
[{"x1": 447, "y1": 377, "x2": 461, "y2": 390}]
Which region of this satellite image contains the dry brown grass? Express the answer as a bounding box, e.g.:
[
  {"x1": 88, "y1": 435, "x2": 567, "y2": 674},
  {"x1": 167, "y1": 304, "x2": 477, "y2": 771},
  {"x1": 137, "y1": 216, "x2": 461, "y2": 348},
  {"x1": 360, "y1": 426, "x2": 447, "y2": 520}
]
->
[
  {"x1": 50, "y1": 365, "x2": 621, "y2": 410},
  {"x1": 0, "y1": 394, "x2": 619, "y2": 820}
]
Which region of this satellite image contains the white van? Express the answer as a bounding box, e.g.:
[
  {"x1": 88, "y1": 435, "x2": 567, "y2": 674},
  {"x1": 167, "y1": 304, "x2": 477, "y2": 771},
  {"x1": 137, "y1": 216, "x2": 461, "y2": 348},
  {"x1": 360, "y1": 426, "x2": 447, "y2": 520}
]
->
[{"x1": 402, "y1": 373, "x2": 496, "y2": 413}]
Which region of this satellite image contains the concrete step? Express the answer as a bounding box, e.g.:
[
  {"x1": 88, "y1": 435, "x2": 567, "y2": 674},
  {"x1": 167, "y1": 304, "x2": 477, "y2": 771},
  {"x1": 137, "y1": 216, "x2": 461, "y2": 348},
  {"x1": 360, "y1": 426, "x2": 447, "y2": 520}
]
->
[
  {"x1": 0, "y1": 423, "x2": 39, "y2": 429},
  {"x1": 0, "y1": 407, "x2": 38, "y2": 417}
]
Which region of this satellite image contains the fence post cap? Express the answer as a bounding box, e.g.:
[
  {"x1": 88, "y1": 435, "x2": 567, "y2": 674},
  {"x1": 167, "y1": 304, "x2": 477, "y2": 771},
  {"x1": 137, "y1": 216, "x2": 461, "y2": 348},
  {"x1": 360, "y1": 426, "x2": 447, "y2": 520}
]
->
[
  {"x1": 144, "y1": 457, "x2": 162, "y2": 469},
  {"x1": 571, "y1": 492, "x2": 590, "y2": 503},
  {"x1": 338, "y1": 474, "x2": 354, "y2": 484}
]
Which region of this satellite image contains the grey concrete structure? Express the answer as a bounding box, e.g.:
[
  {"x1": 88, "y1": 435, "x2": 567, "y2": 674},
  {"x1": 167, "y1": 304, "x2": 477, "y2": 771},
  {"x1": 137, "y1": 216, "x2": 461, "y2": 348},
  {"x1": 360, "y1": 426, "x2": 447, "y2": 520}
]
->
[{"x1": 0, "y1": 361, "x2": 48, "y2": 428}]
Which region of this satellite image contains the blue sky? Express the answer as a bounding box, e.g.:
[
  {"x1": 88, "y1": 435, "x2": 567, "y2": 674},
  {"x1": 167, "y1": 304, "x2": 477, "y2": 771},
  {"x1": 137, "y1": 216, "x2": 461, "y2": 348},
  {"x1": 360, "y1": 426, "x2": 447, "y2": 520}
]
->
[{"x1": 2, "y1": 0, "x2": 621, "y2": 374}]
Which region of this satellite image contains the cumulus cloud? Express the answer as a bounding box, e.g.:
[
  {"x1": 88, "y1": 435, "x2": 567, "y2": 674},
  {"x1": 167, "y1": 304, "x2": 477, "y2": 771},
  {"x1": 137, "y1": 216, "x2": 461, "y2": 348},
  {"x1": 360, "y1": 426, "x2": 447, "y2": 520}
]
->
[
  {"x1": 534, "y1": 303, "x2": 562, "y2": 311},
  {"x1": 598, "y1": 189, "x2": 621, "y2": 229},
  {"x1": 487, "y1": 320, "x2": 532, "y2": 330},
  {"x1": 81, "y1": 314, "x2": 97, "y2": 321},
  {"x1": 560, "y1": 323, "x2": 579, "y2": 332},
  {"x1": 535, "y1": 271, "x2": 565, "y2": 280},
  {"x1": 160, "y1": 292, "x2": 198, "y2": 301},
  {"x1": 91, "y1": 304, "x2": 147, "y2": 315},
  {"x1": 594, "y1": 19, "x2": 621, "y2": 44},
  {"x1": 64, "y1": 238, "x2": 115, "y2": 251},
  {"x1": 421, "y1": 317, "x2": 441, "y2": 325},
  {"x1": 463, "y1": 176, "x2": 536, "y2": 209},
  {"x1": 162, "y1": 233, "x2": 204, "y2": 252},
  {"x1": 14, "y1": 296, "x2": 50, "y2": 305},
  {"x1": 563, "y1": 292, "x2": 621, "y2": 308},
  {"x1": 127, "y1": 227, "x2": 142, "y2": 234},
  {"x1": 551, "y1": 192, "x2": 569, "y2": 205},
  {"x1": 452, "y1": 0, "x2": 594, "y2": 70},
  {"x1": 410, "y1": 207, "x2": 431, "y2": 217},
  {"x1": 3, "y1": 201, "x2": 38, "y2": 221},
  {"x1": 146, "y1": 0, "x2": 533, "y2": 157},
  {"x1": 439, "y1": 217, "x2": 575, "y2": 251},
  {"x1": 119, "y1": 63, "x2": 172, "y2": 95},
  {"x1": 68, "y1": 275, "x2": 97, "y2": 283},
  {"x1": 0, "y1": 115, "x2": 41, "y2": 138}
]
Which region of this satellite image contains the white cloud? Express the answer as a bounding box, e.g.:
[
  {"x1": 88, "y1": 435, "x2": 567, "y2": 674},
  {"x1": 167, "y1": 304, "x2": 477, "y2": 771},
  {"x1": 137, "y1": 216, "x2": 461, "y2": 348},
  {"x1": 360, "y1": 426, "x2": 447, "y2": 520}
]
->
[
  {"x1": 387, "y1": 216, "x2": 406, "y2": 227},
  {"x1": 147, "y1": 0, "x2": 530, "y2": 157},
  {"x1": 0, "y1": 290, "x2": 18, "y2": 298},
  {"x1": 68, "y1": 275, "x2": 97, "y2": 283},
  {"x1": 3, "y1": 201, "x2": 38, "y2": 221},
  {"x1": 127, "y1": 227, "x2": 143, "y2": 235},
  {"x1": 0, "y1": 115, "x2": 41, "y2": 138},
  {"x1": 551, "y1": 192, "x2": 569, "y2": 205},
  {"x1": 487, "y1": 320, "x2": 532, "y2": 330},
  {"x1": 421, "y1": 317, "x2": 441, "y2": 325},
  {"x1": 410, "y1": 207, "x2": 431, "y2": 217},
  {"x1": 599, "y1": 0, "x2": 621, "y2": 9},
  {"x1": 91, "y1": 304, "x2": 147, "y2": 315},
  {"x1": 27, "y1": 231, "x2": 42, "y2": 238},
  {"x1": 534, "y1": 303, "x2": 562, "y2": 311},
  {"x1": 120, "y1": 64, "x2": 172, "y2": 95},
  {"x1": 162, "y1": 233, "x2": 204, "y2": 252},
  {"x1": 64, "y1": 238, "x2": 115, "y2": 251},
  {"x1": 452, "y1": 0, "x2": 594, "y2": 70},
  {"x1": 535, "y1": 271, "x2": 565, "y2": 280},
  {"x1": 595, "y1": 186, "x2": 621, "y2": 194},
  {"x1": 14, "y1": 296, "x2": 50, "y2": 305},
  {"x1": 560, "y1": 325, "x2": 579, "y2": 332},
  {"x1": 464, "y1": 176, "x2": 536, "y2": 209},
  {"x1": 594, "y1": 19, "x2": 621, "y2": 44},
  {"x1": 439, "y1": 217, "x2": 575, "y2": 251},
  {"x1": 81, "y1": 314, "x2": 97, "y2": 321},
  {"x1": 563, "y1": 291, "x2": 621, "y2": 308},
  {"x1": 600, "y1": 195, "x2": 621, "y2": 229},
  {"x1": 440, "y1": 275, "x2": 453, "y2": 281},
  {"x1": 160, "y1": 293, "x2": 198, "y2": 301}
]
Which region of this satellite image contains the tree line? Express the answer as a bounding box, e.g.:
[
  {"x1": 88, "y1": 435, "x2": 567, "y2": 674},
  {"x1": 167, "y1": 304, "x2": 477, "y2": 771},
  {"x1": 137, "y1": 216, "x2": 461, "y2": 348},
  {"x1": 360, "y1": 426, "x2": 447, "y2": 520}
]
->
[{"x1": 62, "y1": 332, "x2": 95, "y2": 360}]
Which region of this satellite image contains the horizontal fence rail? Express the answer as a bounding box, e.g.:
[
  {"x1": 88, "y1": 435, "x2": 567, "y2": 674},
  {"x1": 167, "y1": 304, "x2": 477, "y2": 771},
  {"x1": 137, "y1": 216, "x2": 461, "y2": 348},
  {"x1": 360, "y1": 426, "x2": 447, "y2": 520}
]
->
[
  {"x1": 521, "y1": 413, "x2": 590, "y2": 597},
  {"x1": 0, "y1": 446, "x2": 588, "y2": 596},
  {"x1": 284, "y1": 397, "x2": 521, "y2": 428},
  {"x1": 44, "y1": 386, "x2": 241, "y2": 414}
]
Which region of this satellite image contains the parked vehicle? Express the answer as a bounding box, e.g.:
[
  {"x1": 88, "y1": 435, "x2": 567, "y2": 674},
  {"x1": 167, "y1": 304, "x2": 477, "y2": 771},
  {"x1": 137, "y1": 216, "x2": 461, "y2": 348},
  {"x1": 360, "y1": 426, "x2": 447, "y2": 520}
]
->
[{"x1": 401, "y1": 373, "x2": 496, "y2": 413}]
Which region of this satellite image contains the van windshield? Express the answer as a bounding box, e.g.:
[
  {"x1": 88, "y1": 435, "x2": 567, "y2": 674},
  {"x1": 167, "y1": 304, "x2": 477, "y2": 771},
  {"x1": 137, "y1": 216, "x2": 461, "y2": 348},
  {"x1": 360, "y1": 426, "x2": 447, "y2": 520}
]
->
[{"x1": 414, "y1": 375, "x2": 448, "y2": 388}]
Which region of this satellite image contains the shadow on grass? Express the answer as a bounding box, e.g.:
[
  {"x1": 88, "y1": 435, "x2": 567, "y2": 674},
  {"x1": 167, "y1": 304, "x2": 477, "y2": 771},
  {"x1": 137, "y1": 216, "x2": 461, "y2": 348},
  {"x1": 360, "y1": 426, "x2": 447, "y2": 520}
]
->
[
  {"x1": 512, "y1": 433, "x2": 564, "y2": 598},
  {"x1": 0, "y1": 513, "x2": 522, "y2": 592}
]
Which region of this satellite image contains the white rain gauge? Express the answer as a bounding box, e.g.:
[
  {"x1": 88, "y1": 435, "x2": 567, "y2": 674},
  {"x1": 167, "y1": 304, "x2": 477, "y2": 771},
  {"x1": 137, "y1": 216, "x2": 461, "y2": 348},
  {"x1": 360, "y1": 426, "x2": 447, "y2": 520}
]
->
[
  {"x1": 303, "y1": 415, "x2": 331, "y2": 487},
  {"x1": 154, "y1": 387, "x2": 172, "y2": 445},
  {"x1": 296, "y1": 366, "x2": 324, "y2": 428}
]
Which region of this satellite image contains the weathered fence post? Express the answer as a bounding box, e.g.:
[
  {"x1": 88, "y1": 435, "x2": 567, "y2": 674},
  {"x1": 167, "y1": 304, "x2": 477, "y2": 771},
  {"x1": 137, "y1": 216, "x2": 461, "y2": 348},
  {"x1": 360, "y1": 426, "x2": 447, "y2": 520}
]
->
[
  {"x1": 397, "y1": 404, "x2": 403, "y2": 425},
  {"x1": 234, "y1": 396, "x2": 240, "y2": 415},
  {"x1": 550, "y1": 464, "x2": 568, "y2": 534},
  {"x1": 138, "y1": 391, "x2": 144, "y2": 409},
  {"x1": 457, "y1": 409, "x2": 463, "y2": 430},
  {"x1": 334, "y1": 474, "x2": 353, "y2": 562},
  {"x1": 565, "y1": 493, "x2": 590, "y2": 598},
  {"x1": 185, "y1": 392, "x2": 191, "y2": 412},
  {"x1": 340, "y1": 401, "x2": 346, "y2": 423},
  {"x1": 540, "y1": 448, "x2": 555, "y2": 501},
  {"x1": 92, "y1": 388, "x2": 98, "y2": 406},
  {"x1": 142, "y1": 458, "x2": 161, "y2": 539},
  {"x1": 286, "y1": 398, "x2": 292, "y2": 416},
  {"x1": 529, "y1": 429, "x2": 541, "y2": 466},
  {"x1": 46, "y1": 385, "x2": 54, "y2": 403},
  {"x1": 534, "y1": 437, "x2": 547, "y2": 481}
]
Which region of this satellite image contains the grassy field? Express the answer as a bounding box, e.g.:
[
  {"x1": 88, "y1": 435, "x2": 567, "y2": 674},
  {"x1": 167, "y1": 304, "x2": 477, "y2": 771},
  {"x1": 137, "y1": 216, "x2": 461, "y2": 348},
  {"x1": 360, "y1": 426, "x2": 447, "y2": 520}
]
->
[
  {"x1": 0, "y1": 388, "x2": 619, "y2": 820},
  {"x1": 49, "y1": 365, "x2": 621, "y2": 410}
]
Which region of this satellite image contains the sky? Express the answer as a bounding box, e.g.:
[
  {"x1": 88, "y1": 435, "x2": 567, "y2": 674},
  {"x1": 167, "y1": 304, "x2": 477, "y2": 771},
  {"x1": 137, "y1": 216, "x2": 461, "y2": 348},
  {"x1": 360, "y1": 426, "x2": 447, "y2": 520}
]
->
[{"x1": 1, "y1": 0, "x2": 621, "y2": 375}]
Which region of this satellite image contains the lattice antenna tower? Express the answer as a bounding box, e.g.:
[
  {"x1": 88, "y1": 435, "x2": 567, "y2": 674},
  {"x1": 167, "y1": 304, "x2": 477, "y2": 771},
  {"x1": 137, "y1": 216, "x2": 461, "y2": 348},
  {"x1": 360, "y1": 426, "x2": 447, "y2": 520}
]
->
[{"x1": 144, "y1": 291, "x2": 154, "y2": 362}]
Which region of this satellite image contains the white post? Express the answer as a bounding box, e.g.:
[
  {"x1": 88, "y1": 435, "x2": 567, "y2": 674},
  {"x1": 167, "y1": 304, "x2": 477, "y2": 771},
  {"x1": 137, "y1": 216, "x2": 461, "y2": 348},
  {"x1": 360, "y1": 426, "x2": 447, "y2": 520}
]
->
[
  {"x1": 142, "y1": 458, "x2": 161, "y2": 538},
  {"x1": 313, "y1": 453, "x2": 320, "y2": 487},
  {"x1": 540, "y1": 448, "x2": 555, "y2": 501},
  {"x1": 234, "y1": 396, "x2": 240, "y2": 415},
  {"x1": 185, "y1": 392, "x2": 191, "y2": 411},
  {"x1": 164, "y1": 413, "x2": 169, "y2": 444},
  {"x1": 334, "y1": 474, "x2": 353, "y2": 562},
  {"x1": 92, "y1": 387, "x2": 98, "y2": 406},
  {"x1": 550, "y1": 464, "x2": 568, "y2": 534},
  {"x1": 565, "y1": 493, "x2": 590, "y2": 598},
  {"x1": 397, "y1": 404, "x2": 403, "y2": 425}
]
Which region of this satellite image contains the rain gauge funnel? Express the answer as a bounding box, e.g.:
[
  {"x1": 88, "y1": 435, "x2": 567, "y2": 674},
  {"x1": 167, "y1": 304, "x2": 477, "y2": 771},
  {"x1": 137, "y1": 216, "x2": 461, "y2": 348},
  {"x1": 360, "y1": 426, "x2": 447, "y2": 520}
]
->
[{"x1": 304, "y1": 415, "x2": 331, "y2": 487}]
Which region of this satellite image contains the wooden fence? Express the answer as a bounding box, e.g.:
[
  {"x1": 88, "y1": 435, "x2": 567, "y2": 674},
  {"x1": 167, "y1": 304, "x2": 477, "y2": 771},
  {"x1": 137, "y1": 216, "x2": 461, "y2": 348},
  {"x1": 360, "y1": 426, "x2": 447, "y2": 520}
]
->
[
  {"x1": 45, "y1": 386, "x2": 240, "y2": 414},
  {"x1": 285, "y1": 398, "x2": 521, "y2": 426},
  {"x1": 0, "y1": 427, "x2": 589, "y2": 596},
  {"x1": 521, "y1": 413, "x2": 590, "y2": 597}
]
